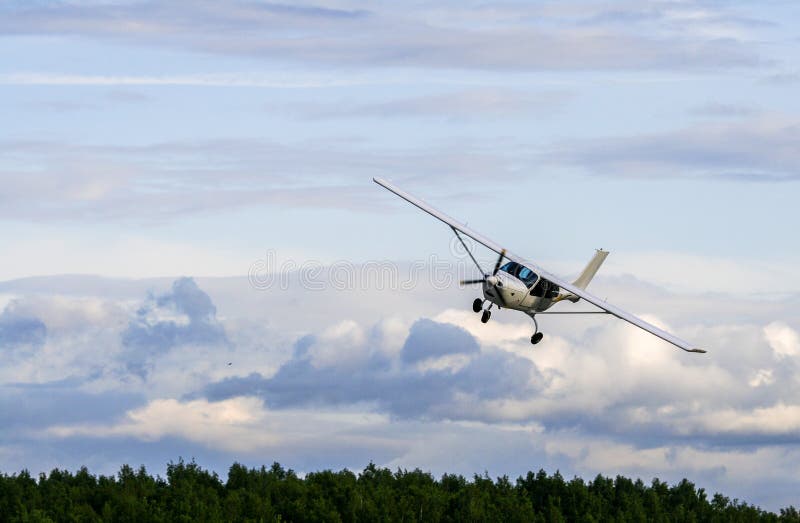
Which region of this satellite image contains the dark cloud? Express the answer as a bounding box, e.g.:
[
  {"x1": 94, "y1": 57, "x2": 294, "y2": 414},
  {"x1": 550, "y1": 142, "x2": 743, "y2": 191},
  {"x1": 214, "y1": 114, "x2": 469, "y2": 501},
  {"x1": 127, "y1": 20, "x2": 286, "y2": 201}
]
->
[
  {"x1": 122, "y1": 277, "x2": 227, "y2": 377},
  {"x1": 0, "y1": 384, "x2": 143, "y2": 432},
  {"x1": 204, "y1": 318, "x2": 538, "y2": 420},
  {"x1": 401, "y1": 318, "x2": 478, "y2": 363},
  {"x1": 0, "y1": 302, "x2": 47, "y2": 348}
]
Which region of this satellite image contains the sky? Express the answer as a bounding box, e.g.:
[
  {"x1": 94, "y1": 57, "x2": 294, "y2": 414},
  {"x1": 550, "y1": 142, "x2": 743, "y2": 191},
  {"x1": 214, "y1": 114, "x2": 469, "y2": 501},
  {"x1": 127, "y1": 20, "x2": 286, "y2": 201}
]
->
[{"x1": 1, "y1": 0, "x2": 800, "y2": 511}]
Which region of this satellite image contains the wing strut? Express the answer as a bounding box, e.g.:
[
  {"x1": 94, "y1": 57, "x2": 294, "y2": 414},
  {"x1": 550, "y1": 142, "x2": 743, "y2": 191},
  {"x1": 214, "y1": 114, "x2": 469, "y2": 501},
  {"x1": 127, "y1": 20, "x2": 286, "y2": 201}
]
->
[
  {"x1": 452, "y1": 227, "x2": 483, "y2": 276},
  {"x1": 534, "y1": 311, "x2": 610, "y2": 314}
]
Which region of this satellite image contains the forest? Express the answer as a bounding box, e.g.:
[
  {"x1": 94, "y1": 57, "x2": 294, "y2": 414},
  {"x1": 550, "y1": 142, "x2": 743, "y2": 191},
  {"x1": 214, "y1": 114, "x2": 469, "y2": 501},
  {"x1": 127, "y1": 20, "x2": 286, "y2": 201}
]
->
[{"x1": 0, "y1": 460, "x2": 797, "y2": 522}]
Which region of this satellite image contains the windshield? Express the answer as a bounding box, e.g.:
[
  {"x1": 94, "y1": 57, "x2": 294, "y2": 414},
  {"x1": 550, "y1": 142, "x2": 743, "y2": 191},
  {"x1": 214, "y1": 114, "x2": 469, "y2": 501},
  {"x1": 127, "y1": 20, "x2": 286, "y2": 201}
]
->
[
  {"x1": 517, "y1": 266, "x2": 538, "y2": 286},
  {"x1": 499, "y1": 261, "x2": 538, "y2": 287}
]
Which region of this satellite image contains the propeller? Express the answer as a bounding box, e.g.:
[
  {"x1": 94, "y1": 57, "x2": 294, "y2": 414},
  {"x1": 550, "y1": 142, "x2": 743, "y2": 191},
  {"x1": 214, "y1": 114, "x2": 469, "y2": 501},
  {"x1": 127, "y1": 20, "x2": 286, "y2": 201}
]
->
[
  {"x1": 492, "y1": 248, "x2": 506, "y2": 276},
  {"x1": 460, "y1": 249, "x2": 506, "y2": 286}
]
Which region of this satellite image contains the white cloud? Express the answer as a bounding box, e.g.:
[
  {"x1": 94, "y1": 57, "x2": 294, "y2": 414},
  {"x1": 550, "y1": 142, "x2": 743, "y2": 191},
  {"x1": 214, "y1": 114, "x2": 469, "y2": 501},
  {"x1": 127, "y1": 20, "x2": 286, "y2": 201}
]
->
[
  {"x1": 308, "y1": 320, "x2": 369, "y2": 369},
  {"x1": 544, "y1": 434, "x2": 799, "y2": 486},
  {"x1": 601, "y1": 251, "x2": 800, "y2": 294},
  {"x1": 690, "y1": 403, "x2": 800, "y2": 437},
  {"x1": 763, "y1": 322, "x2": 800, "y2": 359},
  {"x1": 47, "y1": 397, "x2": 277, "y2": 451},
  {"x1": 46, "y1": 396, "x2": 396, "y2": 455},
  {"x1": 749, "y1": 368, "x2": 775, "y2": 387}
]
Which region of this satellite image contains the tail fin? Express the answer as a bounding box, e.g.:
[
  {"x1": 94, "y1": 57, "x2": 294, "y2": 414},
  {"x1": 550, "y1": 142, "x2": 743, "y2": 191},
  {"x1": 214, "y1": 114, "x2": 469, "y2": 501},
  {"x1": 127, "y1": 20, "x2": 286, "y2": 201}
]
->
[{"x1": 572, "y1": 249, "x2": 609, "y2": 290}]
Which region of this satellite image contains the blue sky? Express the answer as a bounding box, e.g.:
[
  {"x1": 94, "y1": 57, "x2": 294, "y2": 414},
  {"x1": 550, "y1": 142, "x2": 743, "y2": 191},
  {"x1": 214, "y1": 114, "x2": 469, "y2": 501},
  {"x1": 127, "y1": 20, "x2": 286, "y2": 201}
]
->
[{"x1": 1, "y1": 0, "x2": 800, "y2": 511}]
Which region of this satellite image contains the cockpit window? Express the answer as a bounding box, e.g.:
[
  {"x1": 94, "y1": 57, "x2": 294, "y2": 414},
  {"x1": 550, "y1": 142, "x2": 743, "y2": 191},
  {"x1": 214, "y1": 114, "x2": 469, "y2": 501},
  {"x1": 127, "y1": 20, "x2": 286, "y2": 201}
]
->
[
  {"x1": 531, "y1": 278, "x2": 561, "y2": 299},
  {"x1": 500, "y1": 261, "x2": 538, "y2": 287},
  {"x1": 499, "y1": 261, "x2": 517, "y2": 273},
  {"x1": 517, "y1": 267, "x2": 538, "y2": 286}
]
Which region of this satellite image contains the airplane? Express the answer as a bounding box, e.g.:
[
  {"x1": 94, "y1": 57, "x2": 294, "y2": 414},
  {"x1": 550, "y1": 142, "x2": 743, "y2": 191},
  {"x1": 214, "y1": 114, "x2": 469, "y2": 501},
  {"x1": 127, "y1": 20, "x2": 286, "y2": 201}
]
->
[{"x1": 374, "y1": 177, "x2": 706, "y2": 354}]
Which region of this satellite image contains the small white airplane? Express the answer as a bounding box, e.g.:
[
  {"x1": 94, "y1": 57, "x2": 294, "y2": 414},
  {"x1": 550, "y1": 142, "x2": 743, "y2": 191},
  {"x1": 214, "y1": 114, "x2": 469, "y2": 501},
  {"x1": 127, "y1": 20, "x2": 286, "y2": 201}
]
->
[{"x1": 374, "y1": 177, "x2": 706, "y2": 353}]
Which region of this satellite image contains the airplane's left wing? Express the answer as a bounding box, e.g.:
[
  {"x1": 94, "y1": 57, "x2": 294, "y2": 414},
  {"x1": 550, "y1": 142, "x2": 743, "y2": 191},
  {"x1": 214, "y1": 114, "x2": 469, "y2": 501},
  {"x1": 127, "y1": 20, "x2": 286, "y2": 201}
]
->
[
  {"x1": 373, "y1": 177, "x2": 515, "y2": 258},
  {"x1": 373, "y1": 177, "x2": 706, "y2": 354}
]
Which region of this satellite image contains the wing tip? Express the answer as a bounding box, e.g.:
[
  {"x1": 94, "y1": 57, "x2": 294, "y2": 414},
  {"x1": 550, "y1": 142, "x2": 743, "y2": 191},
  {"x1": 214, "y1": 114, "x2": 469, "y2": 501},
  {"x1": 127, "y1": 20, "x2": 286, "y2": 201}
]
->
[{"x1": 685, "y1": 348, "x2": 707, "y2": 354}]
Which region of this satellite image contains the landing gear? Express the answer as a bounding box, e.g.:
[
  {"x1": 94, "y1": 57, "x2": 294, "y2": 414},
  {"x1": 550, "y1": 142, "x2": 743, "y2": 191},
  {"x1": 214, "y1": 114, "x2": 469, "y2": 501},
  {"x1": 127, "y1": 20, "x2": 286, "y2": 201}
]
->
[
  {"x1": 474, "y1": 298, "x2": 492, "y2": 323},
  {"x1": 529, "y1": 315, "x2": 543, "y2": 345}
]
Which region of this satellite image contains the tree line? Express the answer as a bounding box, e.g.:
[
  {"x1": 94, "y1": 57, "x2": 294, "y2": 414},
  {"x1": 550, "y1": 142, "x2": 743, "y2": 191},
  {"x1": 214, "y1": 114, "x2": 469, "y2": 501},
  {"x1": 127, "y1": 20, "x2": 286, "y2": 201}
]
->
[{"x1": 0, "y1": 459, "x2": 797, "y2": 522}]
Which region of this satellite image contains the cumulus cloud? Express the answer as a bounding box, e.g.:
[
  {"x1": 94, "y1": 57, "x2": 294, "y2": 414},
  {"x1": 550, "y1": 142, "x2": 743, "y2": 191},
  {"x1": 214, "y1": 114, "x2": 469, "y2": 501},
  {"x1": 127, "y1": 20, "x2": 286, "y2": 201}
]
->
[
  {"x1": 401, "y1": 318, "x2": 478, "y2": 363},
  {"x1": 0, "y1": 384, "x2": 143, "y2": 432},
  {"x1": 45, "y1": 396, "x2": 403, "y2": 461},
  {"x1": 195, "y1": 295, "x2": 800, "y2": 453},
  {"x1": 122, "y1": 277, "x2": 227, "y2": 377},
  {"x1": 763, "y1": 322, "x2": 800, "y2": 359},
  {"x1": 205, "y1": 317, "x2": 539, "y2": 420},
  {"x1": 48, "y1": 397, "x2": 273, "y2": 450},
  {"x1": 3, "y1": 273, "x2": 800, "y2": 509},
  {"x1": 0, "y1": 301, "x2": 46, "y2": 348}
]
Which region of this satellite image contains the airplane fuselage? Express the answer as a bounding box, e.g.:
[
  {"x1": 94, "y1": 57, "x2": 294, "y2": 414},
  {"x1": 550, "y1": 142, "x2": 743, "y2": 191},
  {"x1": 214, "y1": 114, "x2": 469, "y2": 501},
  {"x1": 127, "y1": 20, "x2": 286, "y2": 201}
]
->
[{"x1": 481, "y1": 268, "x2": 559, "y2": 314}]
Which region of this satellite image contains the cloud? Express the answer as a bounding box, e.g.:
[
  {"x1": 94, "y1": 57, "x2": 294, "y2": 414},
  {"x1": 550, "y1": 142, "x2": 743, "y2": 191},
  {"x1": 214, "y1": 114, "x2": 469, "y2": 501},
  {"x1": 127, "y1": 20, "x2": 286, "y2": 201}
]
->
[
  {"x1": 0, "y1": 301, "x2": 47, "y2": 348},
  {"x1": 763, "y1": 322, "x2": 800, "y2": 359},
  {"x1": 0, "y1": 139, "x2": 464, "y2": 222},
  {"x1": 195, "y1": 295, "x2": 800, "y2": 451},
  {"x1": 690, "y1": 102, "x2": 758, "y2": 118},
  {"x1": 549, "y1": 116, "x2": 800, "y2": 181},
  {"x1": 45, "y1": 396, "x2": 401, "y2": 458},
  {"x1": 0, "y1": 1, "x2": 764, "y2": 71},
  {"x1": 2, "y1": 272, "x2": 798, "y2": 510},
  {"x1": 0, "y1": 72, "x2": 365, "y2": 88},
  {"x1": 401, "y1": 318, "x2": 478, "y2": 363},
  {"x1": 122, "y1": 277, "x2": 227, "y2": 377},
  {"x1": 47, "y1": 397, "x2": 275, "y2": 451},
  {"x1": 762, "y1": 71, "x2": 800, "y2": 85},
  {"x1": 205, "y1": 317, "x2": 539, "y2": 420},
  {"x1": 0, "y1": 384, "x2": 143, "y2": 432},
  {"x1": 6, "y1": 109, "x2": 798, "y2": 225},
  {"x1": 286, "y1": 89, "x2": 573, "y2": 120}
]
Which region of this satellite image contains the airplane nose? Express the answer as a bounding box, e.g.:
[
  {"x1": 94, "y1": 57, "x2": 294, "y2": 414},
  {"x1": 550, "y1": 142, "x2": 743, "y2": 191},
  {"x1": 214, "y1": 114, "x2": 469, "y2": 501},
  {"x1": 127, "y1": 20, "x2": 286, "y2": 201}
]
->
[{"x1": 486, "y1": 275, "x2": 499, "y2": 286}]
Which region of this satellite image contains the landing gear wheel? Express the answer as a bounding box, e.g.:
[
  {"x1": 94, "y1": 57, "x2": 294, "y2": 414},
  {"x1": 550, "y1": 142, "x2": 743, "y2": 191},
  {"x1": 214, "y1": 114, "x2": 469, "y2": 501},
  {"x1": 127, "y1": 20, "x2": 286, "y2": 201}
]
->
[
  {"x1": 472, "y1": 298, "x2": 483, "y2": 313},
  {"x1": 531, "y1": 332, "x2": 544, "y2": 345},
  {"x1": 481, "y1": 310, "x2": 491, "y2": 323}
]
